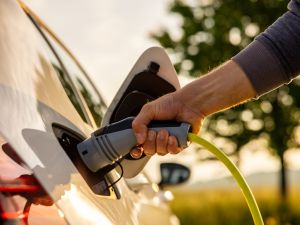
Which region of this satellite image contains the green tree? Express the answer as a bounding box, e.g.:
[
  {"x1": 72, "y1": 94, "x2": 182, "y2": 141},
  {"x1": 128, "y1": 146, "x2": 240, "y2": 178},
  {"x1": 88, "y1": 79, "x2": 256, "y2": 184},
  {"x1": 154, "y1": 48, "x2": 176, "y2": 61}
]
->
[{"x1": 153, "y1": 0, "x2": 298, "y2": 200}]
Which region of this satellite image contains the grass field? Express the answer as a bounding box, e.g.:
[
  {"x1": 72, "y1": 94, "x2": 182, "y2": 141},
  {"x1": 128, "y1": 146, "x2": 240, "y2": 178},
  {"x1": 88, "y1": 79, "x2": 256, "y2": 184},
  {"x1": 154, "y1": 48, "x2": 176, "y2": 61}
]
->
[{"x1": 170, "y1": 186, "x2": 300, "y2": 225}]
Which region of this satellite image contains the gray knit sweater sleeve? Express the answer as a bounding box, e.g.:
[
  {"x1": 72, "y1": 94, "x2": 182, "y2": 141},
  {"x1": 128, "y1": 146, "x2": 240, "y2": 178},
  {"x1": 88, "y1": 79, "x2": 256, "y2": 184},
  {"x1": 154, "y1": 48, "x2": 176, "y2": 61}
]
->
[{"x1": 232, "y1": 0, "x2": 300, "y2": 97}]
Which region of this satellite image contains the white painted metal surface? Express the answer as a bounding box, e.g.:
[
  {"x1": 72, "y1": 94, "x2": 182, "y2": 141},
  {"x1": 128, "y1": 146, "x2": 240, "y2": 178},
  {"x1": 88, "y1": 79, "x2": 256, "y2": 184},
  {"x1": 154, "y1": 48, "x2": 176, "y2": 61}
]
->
[{"x1": 0, "y1": 1, "x2": 180, "y2": 224}]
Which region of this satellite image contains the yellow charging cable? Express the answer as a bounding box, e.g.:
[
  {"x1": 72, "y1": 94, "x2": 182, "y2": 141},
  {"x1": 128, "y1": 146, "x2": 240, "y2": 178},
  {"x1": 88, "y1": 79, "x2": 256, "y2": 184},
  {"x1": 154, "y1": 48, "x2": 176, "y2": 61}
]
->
[{"x1": 188, "y1": 133, "x2": 264, "y2": 225}]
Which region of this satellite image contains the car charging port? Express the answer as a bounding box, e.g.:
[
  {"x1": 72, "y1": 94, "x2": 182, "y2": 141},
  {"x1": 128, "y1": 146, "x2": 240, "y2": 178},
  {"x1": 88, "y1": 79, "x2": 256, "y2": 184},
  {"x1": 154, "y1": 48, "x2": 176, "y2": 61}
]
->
[{"x1": 52, "y1": 124, "x2": 118, "y2": 197}]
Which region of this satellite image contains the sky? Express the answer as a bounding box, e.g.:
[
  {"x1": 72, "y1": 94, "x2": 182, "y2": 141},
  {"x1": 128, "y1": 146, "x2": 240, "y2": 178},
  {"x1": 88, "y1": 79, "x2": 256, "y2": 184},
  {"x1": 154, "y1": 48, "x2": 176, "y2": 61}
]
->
[
  {"x1": 21, "y1": 0, "x2": 300, "y2": 184},
  {"x1": 22, "y1": 0, "x2": 189, "y2": 103}
]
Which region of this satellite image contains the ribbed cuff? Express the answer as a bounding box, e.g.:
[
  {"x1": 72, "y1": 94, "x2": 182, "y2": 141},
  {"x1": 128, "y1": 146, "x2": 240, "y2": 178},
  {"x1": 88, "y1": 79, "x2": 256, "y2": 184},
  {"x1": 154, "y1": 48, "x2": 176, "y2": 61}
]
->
[{"x1": 232, "y1": 40, "x2": 287, "y2": 97}]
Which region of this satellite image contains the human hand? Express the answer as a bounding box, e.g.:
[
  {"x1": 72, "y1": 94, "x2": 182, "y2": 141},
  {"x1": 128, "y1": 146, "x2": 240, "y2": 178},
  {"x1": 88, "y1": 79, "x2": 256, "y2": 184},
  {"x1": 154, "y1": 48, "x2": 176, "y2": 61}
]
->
[
  {"x1": 131, "y1": 91, "x2": 204, "y2": 157},
  {"x1": 130, "y1": 60, "x2": 257, "y2": 158}
]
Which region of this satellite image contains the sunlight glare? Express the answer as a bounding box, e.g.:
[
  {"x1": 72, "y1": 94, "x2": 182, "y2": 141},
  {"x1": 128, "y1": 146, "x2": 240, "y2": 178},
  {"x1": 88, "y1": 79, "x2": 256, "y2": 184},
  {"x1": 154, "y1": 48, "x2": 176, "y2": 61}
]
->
[{"x1": 61, "y1": 184, "x2": 114, "y2": 225}]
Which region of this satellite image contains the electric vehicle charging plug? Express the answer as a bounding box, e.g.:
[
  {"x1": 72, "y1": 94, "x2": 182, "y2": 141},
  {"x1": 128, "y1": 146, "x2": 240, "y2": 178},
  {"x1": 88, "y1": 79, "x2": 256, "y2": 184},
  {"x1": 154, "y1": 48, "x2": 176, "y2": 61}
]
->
[
  {"x1": 77, "y1": 117, "x2": 264, "y2": 225},
  {"x1": 77, "y1": 117, "x2": 190, "y2": 172}
]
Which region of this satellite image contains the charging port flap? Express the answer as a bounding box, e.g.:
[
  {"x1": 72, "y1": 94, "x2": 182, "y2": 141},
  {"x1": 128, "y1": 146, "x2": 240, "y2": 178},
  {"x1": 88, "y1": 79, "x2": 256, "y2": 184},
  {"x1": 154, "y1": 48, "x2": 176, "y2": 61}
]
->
[{"x1": 102, "y1": 47, "x2": 180, "y2": 178}]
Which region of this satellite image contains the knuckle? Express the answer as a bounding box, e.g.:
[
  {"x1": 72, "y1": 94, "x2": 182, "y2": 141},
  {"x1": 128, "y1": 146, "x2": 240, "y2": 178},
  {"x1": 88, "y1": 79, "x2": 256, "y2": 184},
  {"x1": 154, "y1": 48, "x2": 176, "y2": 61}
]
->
[
  {"x1": 157, "y1": 130, "x2": 168, "y2": 142},
  {"x1": 142, "y1": 103, "x2": 153, "y2": 112},
  {"x1": 131, "y1": 120, "x2": 138, "y2": 130},
  {"x1": 148, "y1": 130, "x2": 156, "y2": 142}
]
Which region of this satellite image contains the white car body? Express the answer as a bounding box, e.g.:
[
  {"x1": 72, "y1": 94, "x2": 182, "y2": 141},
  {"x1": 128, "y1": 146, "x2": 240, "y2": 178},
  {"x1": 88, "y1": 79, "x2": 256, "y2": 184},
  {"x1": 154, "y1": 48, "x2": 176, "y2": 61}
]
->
[{"x1": 0, "y1": 0, "x2": 184, "y2": 224}]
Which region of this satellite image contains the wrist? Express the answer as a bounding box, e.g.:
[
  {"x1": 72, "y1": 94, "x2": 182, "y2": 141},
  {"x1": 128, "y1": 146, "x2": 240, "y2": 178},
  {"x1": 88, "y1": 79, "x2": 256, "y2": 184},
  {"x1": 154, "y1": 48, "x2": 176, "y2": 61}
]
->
[
  {"x1": 177, "y1": 60, "x2": 256, "y2": 117},
  {"x1": 171, "y1": 88, "x2": 205, "y2": 133}
]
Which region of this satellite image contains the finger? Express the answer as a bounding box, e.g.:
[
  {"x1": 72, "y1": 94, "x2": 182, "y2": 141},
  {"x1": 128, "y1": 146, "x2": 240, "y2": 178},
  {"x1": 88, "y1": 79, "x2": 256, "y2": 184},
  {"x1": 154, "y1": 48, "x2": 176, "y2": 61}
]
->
[
  {"x1": 167, "y1": 136, "x2": 181, "y2": 154},
  {"x1": 132, "y1": 103, "x2": 155, "y2": 144},
  {"x1": 156, "y1": 129, "x2": 169, "y2": 156},
  {"x1": 130, "y1": 147, "x2": 144, "y2": 159},
  {"x1": 143, "y1": 130, "x2": 156, "y2": 156}
]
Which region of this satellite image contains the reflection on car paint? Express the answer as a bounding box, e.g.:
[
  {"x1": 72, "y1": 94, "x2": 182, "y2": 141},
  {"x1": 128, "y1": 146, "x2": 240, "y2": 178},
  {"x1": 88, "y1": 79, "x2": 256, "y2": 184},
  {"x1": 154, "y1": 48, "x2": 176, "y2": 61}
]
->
[
  {"x1": 0, "y1": 1, "x2": 186, "y2": 224},
  {"x1": 0, "y1": 136, "x2": 67, "y2": 225}
]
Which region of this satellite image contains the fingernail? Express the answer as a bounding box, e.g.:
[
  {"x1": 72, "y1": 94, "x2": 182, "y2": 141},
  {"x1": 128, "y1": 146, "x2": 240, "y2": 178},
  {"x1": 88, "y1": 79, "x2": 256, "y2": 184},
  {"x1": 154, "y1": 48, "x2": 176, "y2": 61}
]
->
[
  {"x1": 168, "y1": 138, "x2": 173, "y2": 145},
  {"x1": 148, "y1": 130, "x2": 155, "y2": 141},
  {"x1": 159, "y1": 130, "x2": 167, "y2": 141},
  {"x1": 158, "y1": 129, "x2": 169, "y2": 141},
  {"x1": 136, "y1": 133, "x2": 144, "y2": 144}
]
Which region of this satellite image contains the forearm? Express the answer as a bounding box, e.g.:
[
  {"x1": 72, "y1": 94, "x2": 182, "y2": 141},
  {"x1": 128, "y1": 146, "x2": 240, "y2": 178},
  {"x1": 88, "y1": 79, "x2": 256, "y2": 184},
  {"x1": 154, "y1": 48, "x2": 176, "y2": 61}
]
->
[
  {"x1": 176, "y1": 60, "x2": 256, "y2": 117},
  {"x1": 180, "y1": 0, "x2": 300, "y2": 117}
]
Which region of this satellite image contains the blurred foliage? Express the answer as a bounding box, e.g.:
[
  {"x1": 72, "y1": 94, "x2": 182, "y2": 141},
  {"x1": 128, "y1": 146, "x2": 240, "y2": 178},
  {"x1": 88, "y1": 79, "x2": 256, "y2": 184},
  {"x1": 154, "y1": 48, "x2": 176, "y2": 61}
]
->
[
  {"x1": 152, "y1": 0, "x2": 299, "y2": 199},
  {"x1": 170, "y1": 187, "x2": 300, "y2": 225},
  {"x1": 153, "y1": 0, "x2": 287, "y2": 76}
]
